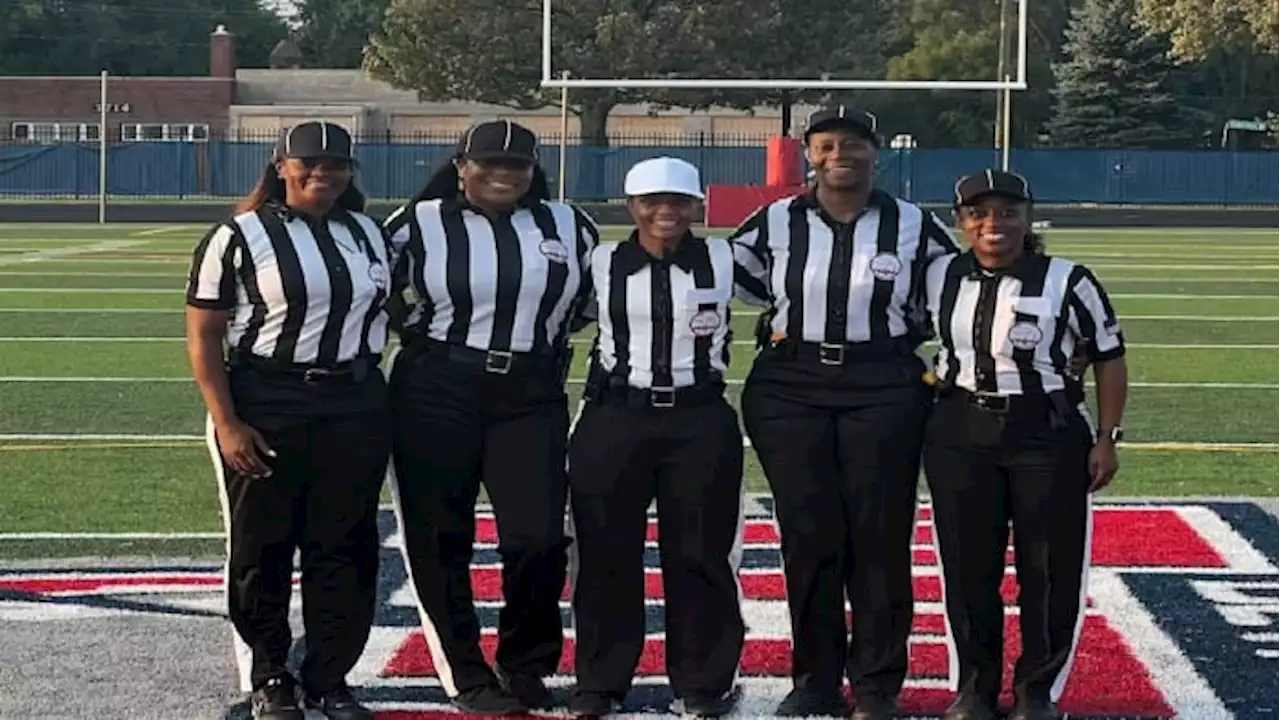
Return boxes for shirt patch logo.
[368,263,389,290]
[539,239,569,264]
[869,252,902,282]
[689,309,721,337]
[1104,317,1122,336]
[1008,321,1043,350]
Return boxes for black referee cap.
[275,121,355,161]
[804,105,879,145]
[457,120,538,162]
[954,169,1033,206]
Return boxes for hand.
[1087,440,1118,493]
[1068,349,1089,378]
[215,419,276,478]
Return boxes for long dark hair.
[407,155,552,206]
[235,160,367,215]
[1025,231,1045,254]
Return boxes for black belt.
[766,337,915,366]
[403,335,561,376]
[229,352,377,384]
[586,381,724,409]
[945,388,1065,417]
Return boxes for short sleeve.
[1067,265,1125,361]
[728,206,771,307]
[185,223,238,310]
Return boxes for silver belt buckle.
[485,350,513,374]
[303,367,333,384]
[650,386,676,408]
[818,342,845,365]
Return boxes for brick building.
[0,26,236,143]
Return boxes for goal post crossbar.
[540,0,1029,92]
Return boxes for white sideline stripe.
[0,377,1275,389]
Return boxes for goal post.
[539,0,1029,91]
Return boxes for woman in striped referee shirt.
[564,157,745,718]
[382,120,599,716]
[185,120,390,720]
[730,106,959,720]
[922,170,1128,720]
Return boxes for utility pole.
[994,0,1008,151]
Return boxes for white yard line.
[0,239,152,267]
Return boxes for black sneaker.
[774,686,851,717]
[680,685,742,717]
[567,687,624,717]
[496,666,553,709]
[304,684,374,720]
[451,683,529,716]
[850,693,899,720]
[251,677,304,720]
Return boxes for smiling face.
[958,194,1032,266]
[806,126,876,192]
[629,193,698,242]
[457,156,534,210]
[277,156,351,210]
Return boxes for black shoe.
[680,685,742,717]
[851,693,898,720]
[495,666,553,710]
[567,687,624,717]
[451,683,529,716]
[1009,698,1059,720]
[304,684,374,720]
[774,686,852,717]
[250,677,304,720]
[943,693,999,720]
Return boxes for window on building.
[120,123,210,142]
[10,122,102,143]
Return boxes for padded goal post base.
[704,136,807,228]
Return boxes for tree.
[0,0,287,76]
[294,0,390,68]
[364,0,908,147]
[1135,0,1278,62]
[1047,0,1204,147]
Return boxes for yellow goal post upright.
[538,0,1030,199]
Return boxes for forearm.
[185,315,237,427]
[1092,357,1127,436]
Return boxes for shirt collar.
[795,187,891,226]
[445,192,539,217]
[957,248,1040,282]
[267,200,344,225]
[614,231,707,275]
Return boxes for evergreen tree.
[1047,0,1203,147]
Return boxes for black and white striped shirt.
[730,189,959,348]
[185,203,393,365]
[584,234,734,389]
[924,251,1126,395]
[384,197,599,354]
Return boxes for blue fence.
[0,140,1275,204]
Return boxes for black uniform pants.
[214,363,390,695]
[388,342,570,697]
[567,390,745,699]
[740,352,932,701]
[922,391,1093,706]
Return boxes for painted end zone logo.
[2,501,1276,719]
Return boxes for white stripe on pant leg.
[205,413,255,694]
[727,473,748,688]
[1049,492,1093,702]
[563,396,586,633]
[381,347,460,698]
[927,507,961,693]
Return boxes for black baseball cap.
[954,169,1033,206]
[275,121,355,161]
[457,120,538,162]
[804,105,879,145]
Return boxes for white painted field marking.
[1104,277,1276,283]
[0,434,204,441]
[18,258,188,264]
[1125,343,1276,349]
[131,227,196,236]
[1112,294,1276,300]
[1121,315,1277,321]
[0,238,151,267]
[0,271,180,278]
[1087,263,1278,270]
[1053,245,1278,253]
[0,288,176,294]
[0,532,223,540]
[0,337,185,342]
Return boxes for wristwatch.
[1103,426,1124,443]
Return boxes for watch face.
[1110,427,1124,442]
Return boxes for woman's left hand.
[1087,440,1119,492]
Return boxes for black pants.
[923,391,1093,706]
[388,342,570,697]
[740,352,932,701]
[213,363,390,695]
[567,391,745,699]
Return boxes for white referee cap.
[624,157,704,199]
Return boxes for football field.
[0,223,1276,719]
